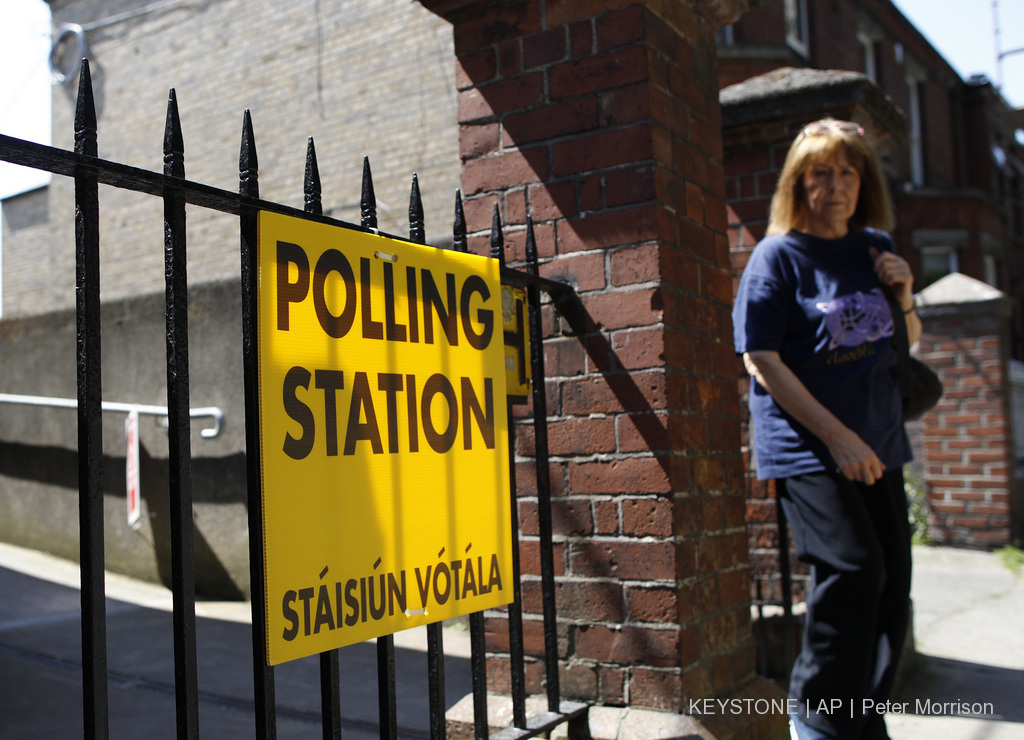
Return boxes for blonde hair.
[767,119,895,235]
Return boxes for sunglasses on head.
[800,120,865,138]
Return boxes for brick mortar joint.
[570,619,686,632]
[678,601,757,628]
[479,607,683,629]
[557,533,697,544]
[469,115,661,155]
[517,573,678,588]
[677,562,753,587]
[554,280,663,295]
[512,452,666,466]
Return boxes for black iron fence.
[0,59,591,740]
[749,493,796,680]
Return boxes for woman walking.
[732,119,919,739]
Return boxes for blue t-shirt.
[733,229,912,480]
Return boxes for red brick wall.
[729,0,787,47]
[919,78,959,188]
[892,193,1006,293]
[720,0,1020,638]
[917,307,1015,547]
[806,0,862,72]
[720,0,968,195]
[723,122,790,252]
[724,114,822,607]
[423,0,756,714]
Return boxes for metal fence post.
[304,136,344,740]
[525,214,561,714]
[73,58,109,740]
[489,204,528,731]
[362,158,400,740]
[239,109,277,740]
[162,87,200,739]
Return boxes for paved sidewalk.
[2,542,1022,739]
[0,543,472,739]
[886,544,1024,739]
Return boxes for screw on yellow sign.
[257,211,512,666]
[501,284,531,404]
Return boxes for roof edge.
[721,67,906,137]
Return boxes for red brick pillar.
[916,275,1017,547]
[420,0,777,726]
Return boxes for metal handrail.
[0,392,223,439]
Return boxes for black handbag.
[883,286,943,421]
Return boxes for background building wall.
[1,0,465,594]
[916,277,1019,547]
[4,0,461,319]
[721,0,1024,668]
[0,281,249,596]
[4,1,785,728]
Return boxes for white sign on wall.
[125,407,140,529]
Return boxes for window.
[906,78,925,186]
[858,33,878,82]
[914,230,966,288]
[785,0,809,57]
[981,232,1004,290]
[920,246,959,287]
[984,255,998,288]
[717,24,734,46]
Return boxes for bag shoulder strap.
[880,282,912,399]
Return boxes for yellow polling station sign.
[256,211,512,666]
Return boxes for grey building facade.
[1,0,463,595]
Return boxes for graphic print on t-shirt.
[816,288,893,350]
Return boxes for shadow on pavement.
[894,653,1024,724]
[0,566,471,739]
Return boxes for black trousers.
[779,469,912,740]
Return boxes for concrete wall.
[0,279,250,597]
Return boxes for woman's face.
[799,150,861,238]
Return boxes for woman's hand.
[819,422,887,485]
[744,351,886,484]
[870,246,922,347]
[870,247,913,308]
